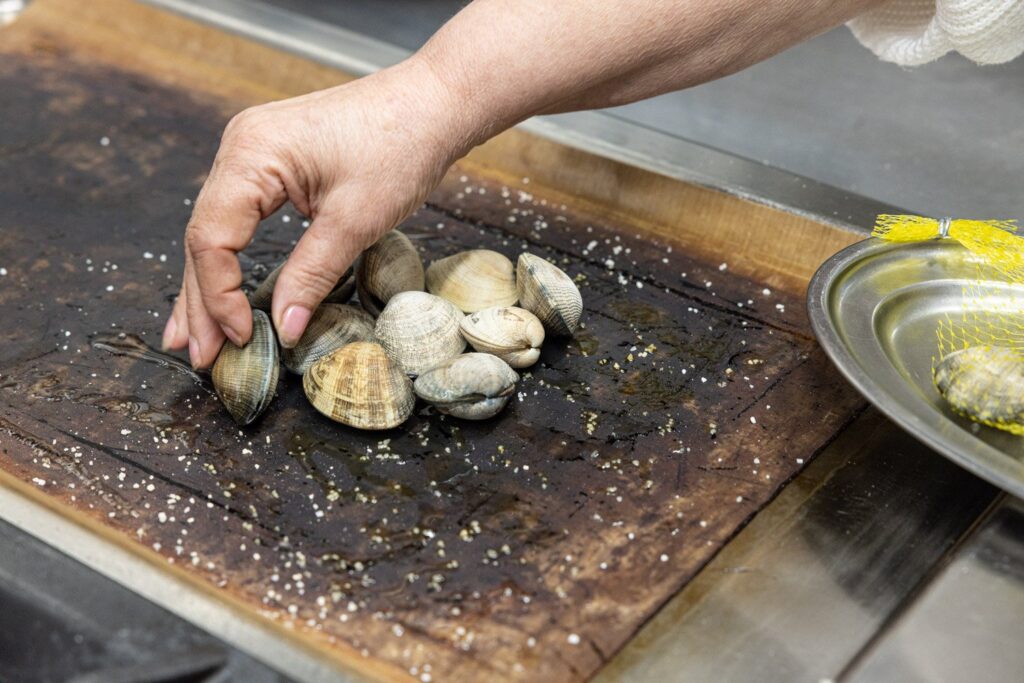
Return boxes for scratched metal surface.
[0,48,865,682]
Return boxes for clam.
[516,253,583,336]
[374,291,466,376]
[249,261,354,311]
[426,249,518,313]
[356,230,424,316]
[281,304,375,375]
[934,345,1024,427]
[460,306,545,368]
[414,353,518,420]
[211,309,279,425]
[303,342,414,430]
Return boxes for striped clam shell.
[426,249,518,313]
[934,345,1024,425]
[414,353,518,420]
[459,306,544,368]
[355,230,424,316]
[374,291,465,376]
[281,304,375,375]
[211,309,280,425]
[516,253,582,337]
[303,341,415,430]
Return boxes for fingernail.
[221,324,244,347]
[161,316,177,351]
[279,304,312,348]
[188,336,202,368]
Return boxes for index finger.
[186,165,285,345]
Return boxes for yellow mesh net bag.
[872,215,1024,435]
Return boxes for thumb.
[272,196,375,347]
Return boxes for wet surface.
[0,46,864,682]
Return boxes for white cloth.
[849,0,1024,65]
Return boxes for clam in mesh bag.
[872,215,1024,435]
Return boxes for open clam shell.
[460,306,545,368]
[249,261,354,312]
[211,309,280,425]
[426,249,518,313]
[374,291,466,376]
[516,253,582,336]
[934,345,1024,426]
[355,230,424,316]
[303,341,415,430]
[414,353,518,420]
[281,304,376,375]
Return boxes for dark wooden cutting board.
[0,11,864,683]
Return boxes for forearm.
[169,0,887,365]
[414,0,885,149]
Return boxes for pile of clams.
[211,232,583,429]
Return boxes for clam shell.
[303,342,415,430]
[374,291,466,376]
[426,249,518,313]
[355,230,424,316]
[460,306,545,368]
[249,261,354,311]
[414,353,518,420]
[281,304,375,375]
[934,345,1024,425]
[211,309,280,425]
[516,253,582,336]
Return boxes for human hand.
[162,59,472,368]
[165,0,886,371]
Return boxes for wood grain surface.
[0,5,865,682]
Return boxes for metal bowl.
[808,237,1024,497]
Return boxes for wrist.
[374,56,485,166]
[398,46,537,161]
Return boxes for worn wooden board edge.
[8,0,864,296]
[0,419,402,683]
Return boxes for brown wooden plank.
[0,4,865,682]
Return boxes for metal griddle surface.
[0,49,864,681]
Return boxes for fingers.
[162,280,190,351]
[272,193,374,347]
[185,182,264,348]
[183,255,227,369]
[182,109,290,360]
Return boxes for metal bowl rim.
[807,237,1023,498]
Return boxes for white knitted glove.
[849,0,1024,65]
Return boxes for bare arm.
[165,0,884,367]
